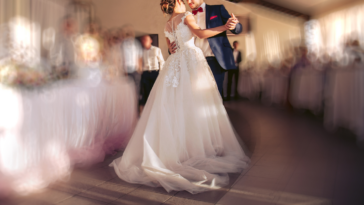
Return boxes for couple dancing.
[110,0,250,194]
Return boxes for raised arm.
[166,37,172,53]
[220,5,242,34]
[184,14,228,39]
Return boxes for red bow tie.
[192,7,203,15]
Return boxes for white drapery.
[309,3,364,57]
[0,0,65,67]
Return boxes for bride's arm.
[184,15,228,39]
[166,37,171,48]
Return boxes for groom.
[169,0,243,97]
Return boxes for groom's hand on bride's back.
[168,42,177,54]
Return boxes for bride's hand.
[169,41,177,54]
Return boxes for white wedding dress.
[110,12,249,194]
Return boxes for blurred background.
[1,0,364,204]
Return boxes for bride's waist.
[176,44,197,52]
[180,41,196,48]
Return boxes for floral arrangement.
[0,61,48,89]
[75,34,103,64]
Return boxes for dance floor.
[1,100,364,205]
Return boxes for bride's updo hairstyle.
[160,0,182,15]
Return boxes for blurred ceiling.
[263,0,358,15]
[229,0,361,19]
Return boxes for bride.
[110,0,250,194]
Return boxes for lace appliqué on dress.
[163,12,193,88]
[164,58,180,88]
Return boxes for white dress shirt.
[193,3,215,57]
[143,46,165,71]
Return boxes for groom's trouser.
[227,67,240,99]
[206,57,225,97]
[140,70,159,106]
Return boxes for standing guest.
[226,41,242,101]
[104,29,123,77]
[120,25,143,104]
[112,28,127,76]
[50,15,78,77]
[140,35,165,113]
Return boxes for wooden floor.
[1,100,364,205]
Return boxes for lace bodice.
[162,12,212,88]
[164,12,195,51]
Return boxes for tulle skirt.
[110,47,250,194]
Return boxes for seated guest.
[226,41,242,101]
[139,35,165,113]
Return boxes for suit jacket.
[232,49,242,67]
[205,4,243,70]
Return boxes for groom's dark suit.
[203,4,243,97]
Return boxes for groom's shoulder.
[206,4,224,8]
[206,4,226,12]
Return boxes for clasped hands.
[225,13,239,31]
